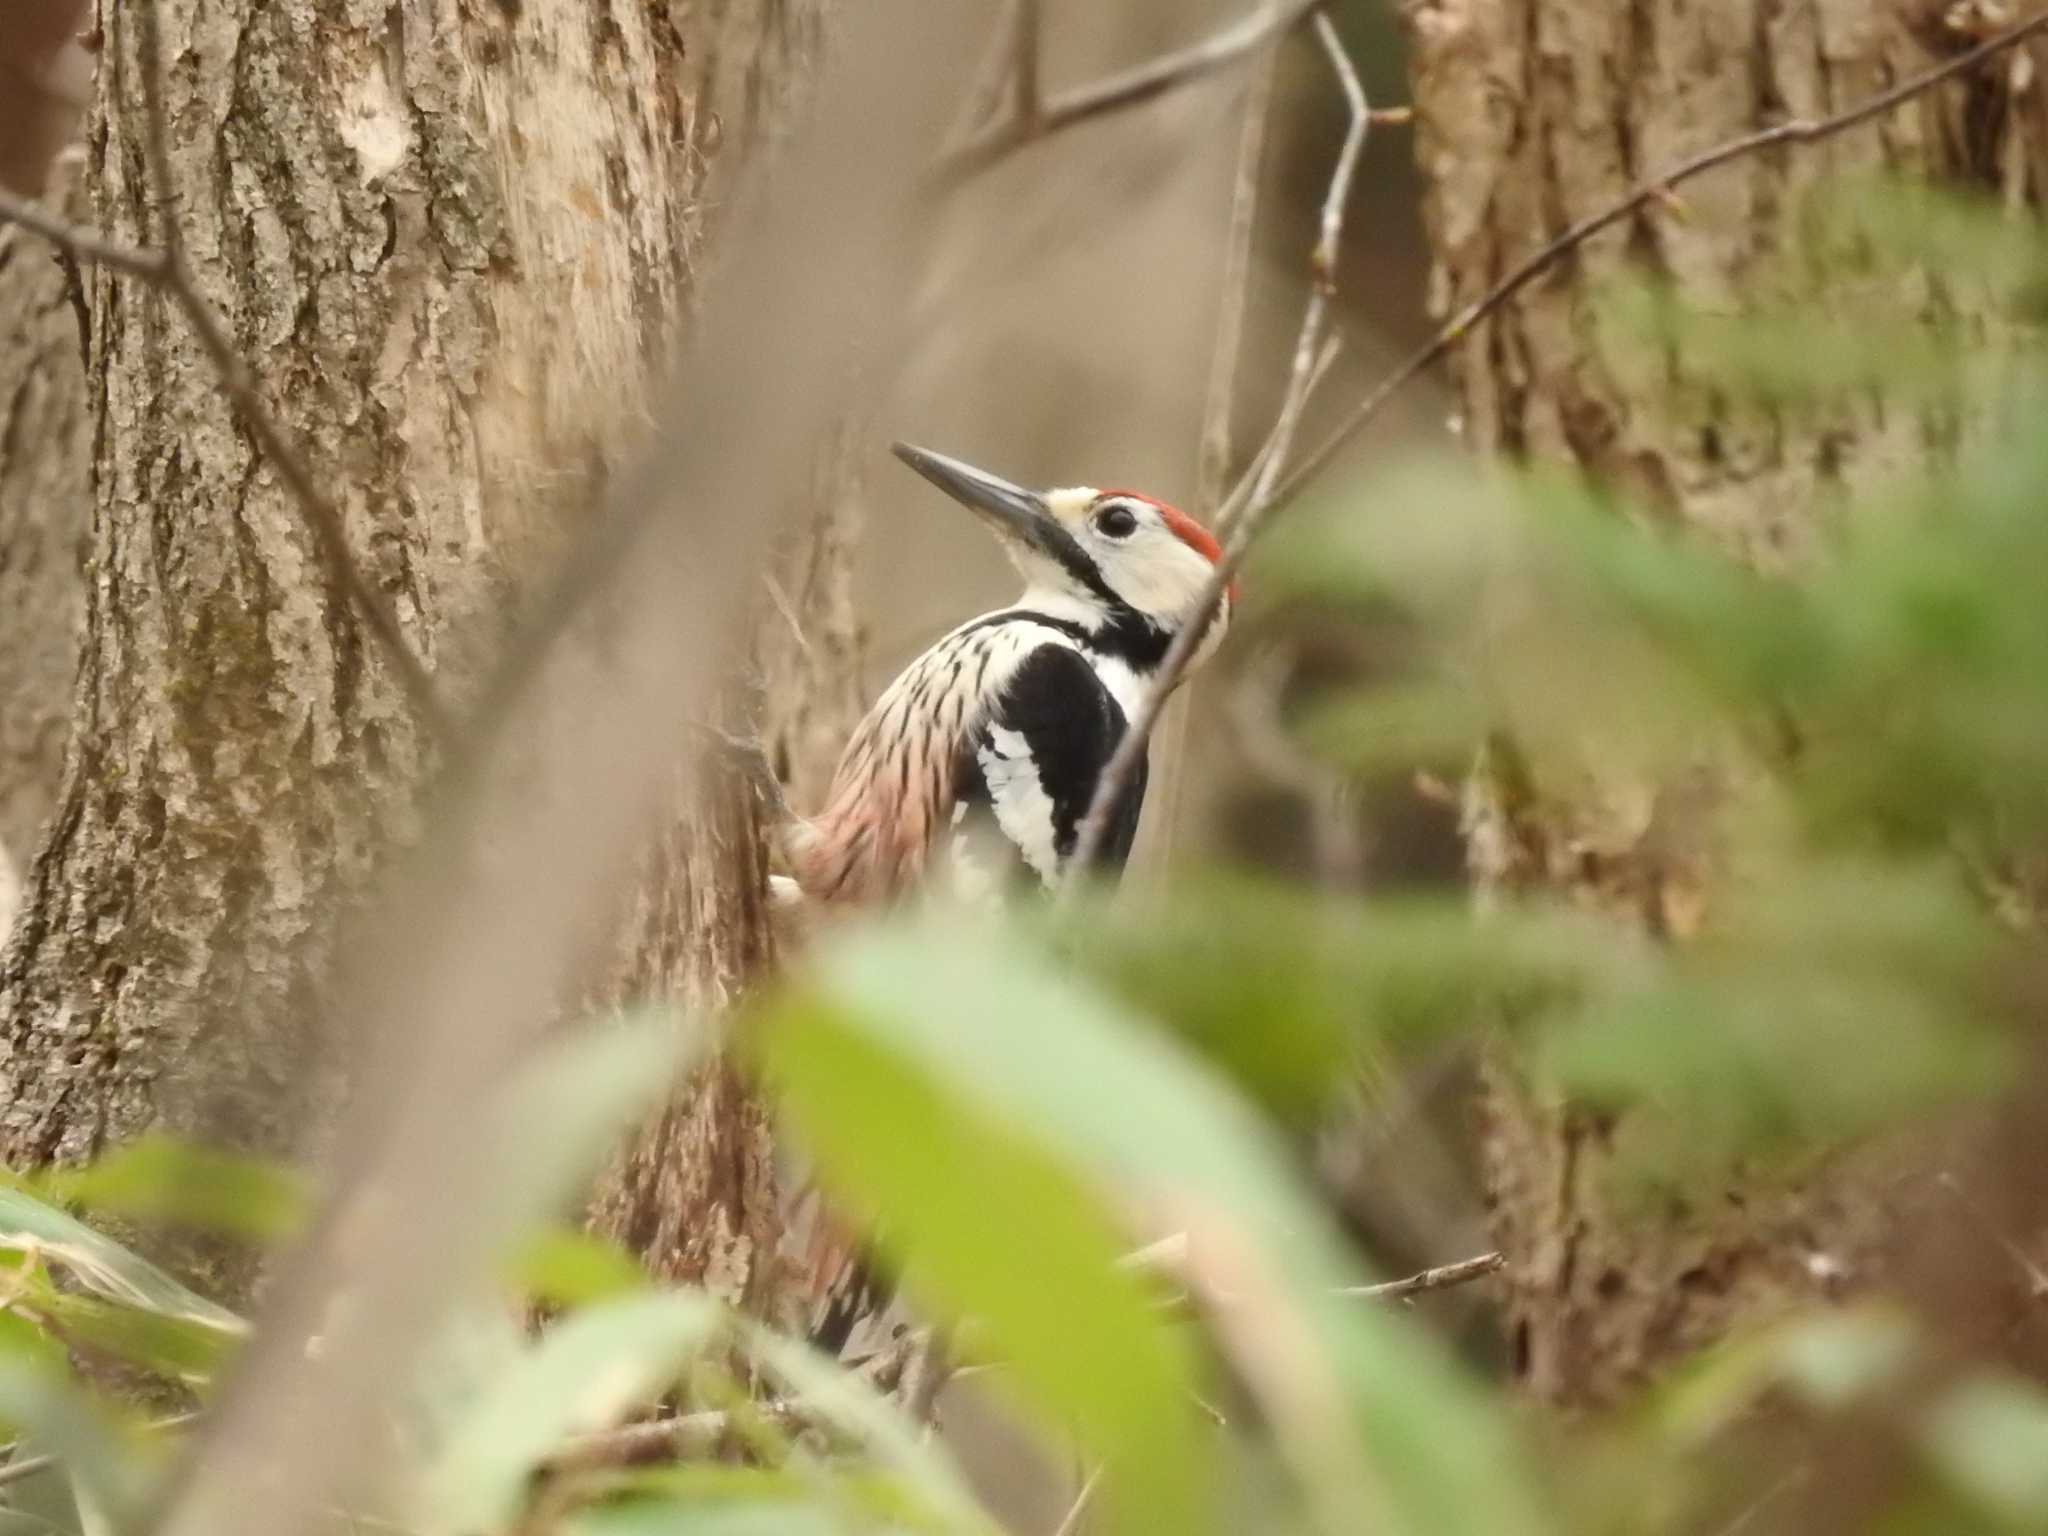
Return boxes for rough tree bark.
[1402,0,2048,1406]
[0,0,828,1258]
[587,427,865,1306]
[0,162,88,899]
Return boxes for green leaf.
[1055,877,1620,1122]
[1920,1374,2048,1526]
[511,1228,650,1308]
[740,1324,996,1536]
[29,1292,238,1386]
[0,1188,243,1336]
[566,1494,844,1536]
[1538,861,2009,1183]
[762,918,1553,1536]
[571,1462,960,1536]
[0,1362,153,1530]
[415,1291,724,1534]
[41,1136,307,1243]
[1655,1306,1915,1447]
[761,990,1194,1535]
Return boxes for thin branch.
[0,186,167,277]
[1068,7,1368,875]
[954,1,1030,146]
[1218,333,1341,527]
[0,1450,56,1492]
[548,1400,809,1471]
[1145,46,1281,880]
[1332,1250,1504,1301]
[0,13,451,737]
[1065,6,2048,882]
[1229,10,1367,529]
[1051,1464,1105,1536]
[1197,46,1274,511]
[943,0,1321,176]
[1276,6,2048,506]
[0,1412,199,1492]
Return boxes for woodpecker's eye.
[1093,503,1140,540]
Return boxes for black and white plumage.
[784,442,1236,908]
[784,442,1236,1354]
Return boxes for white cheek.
[1104,537,1212,620]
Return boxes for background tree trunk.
[0,0,826,1256]
[1402,0,2048,1406]
[0,161,88,907]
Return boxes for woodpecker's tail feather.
[783,1176,898,1357]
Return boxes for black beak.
[890,442,1077,567]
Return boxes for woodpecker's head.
[892,441,1237,671]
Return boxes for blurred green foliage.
[1,175,2046,1536]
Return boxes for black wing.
[949,643,1149,893]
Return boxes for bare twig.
[0,186,166,277]
[1711,1466,1810,1536]
[1228,11,1367,531]
[548,1400,809,1471]
[0,1412,200,1492]
[954,1,1033,146]
[1332,1250,1504,1301]
[1144,46,1282,881]
[943,0,1321,176]
[1051,1464,1105,1536]
[0,12,451,736]
[1196,49,1276,511]
[0,1450,56,1492]
[1125,1232,1502,1307]
[1065,6,2048,882]
[1275,6,2048,506]
[1217,333,1341,528]
[1067,9,1369,876]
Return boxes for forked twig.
[1068,7,1370,875]
[1227,10,1367,532]
[1064,7,2048,879]
[0,9,450,736]
[1196,48,1277,511]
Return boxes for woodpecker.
[784,441,1237,910]
[782,442,1237,1355]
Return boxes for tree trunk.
[0,0,821,1236]
[0,161,88,891]
[586,420,866,1310]
[1402,0,2048,1406]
